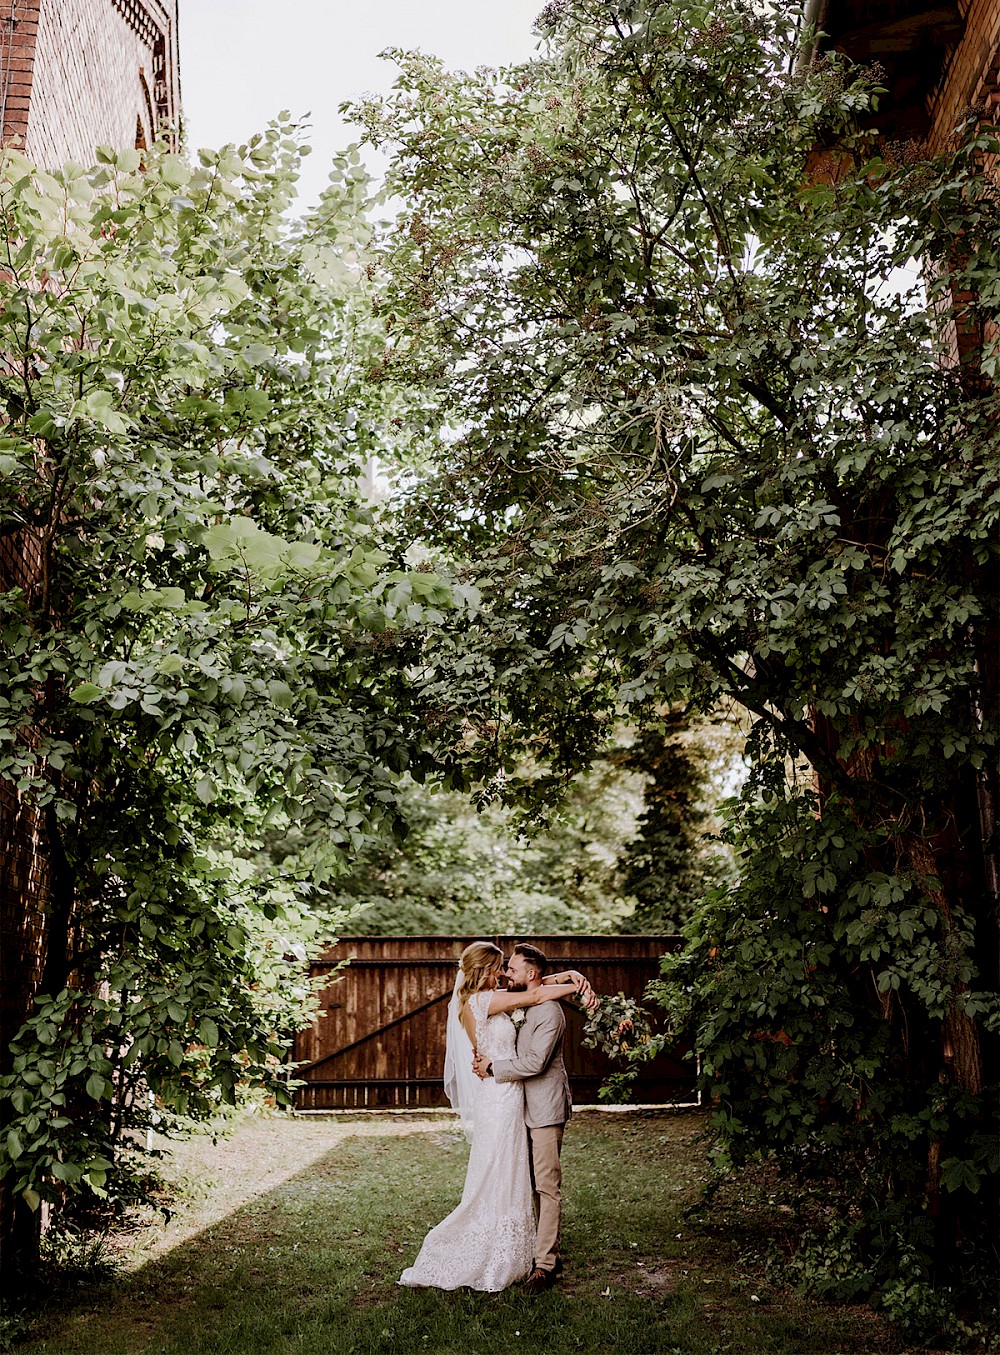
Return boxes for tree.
[611,716,736,930]
[0,126,456,1264]
[351,0,999,1326]
[309,755,641,935]
[306,716,734,936]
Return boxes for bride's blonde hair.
[457,941,504,1015]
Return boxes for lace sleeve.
[469,991,491,1049]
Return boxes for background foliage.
[2,0,998,1337]
[309,716,736,936]
[0,111,733,1250]
[0,125,458,1222]
[350,0,999,1335]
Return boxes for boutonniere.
[509,1008,527,1029]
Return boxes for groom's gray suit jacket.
[491,1001,572,1129]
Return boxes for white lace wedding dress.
[399,990,535,1291]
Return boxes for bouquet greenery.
[581,994,652,1059]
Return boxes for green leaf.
[268,680,295,708]
[70,683,103,704]
[159,154,191,189]
[51,1160,83,1184]
[85,1168,108,1194]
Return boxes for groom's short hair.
[512,943,547,978]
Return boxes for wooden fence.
[293,935,693,1111]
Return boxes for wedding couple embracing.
[400,941,600,1294]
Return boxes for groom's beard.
[506,979,527,991]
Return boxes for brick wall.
[0,525,50,1269]
[817,3,999,374]
[928,0,1000,151]
[0,529,49,1070]
[0,773,49,1034]
[0,0,180,1048]
[0,1,40,153]
[926,0,1000,376]
[0,0,181,1269]
[0,0,179,165]
[27,0,157,162]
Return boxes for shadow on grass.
[9,1112,912,1355]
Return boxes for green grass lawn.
[5,1109,935,1355]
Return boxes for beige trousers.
[527,1123,564,1273]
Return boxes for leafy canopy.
[351,0,999,1328]
[0,124,457,1212]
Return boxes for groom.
[472,943,596,1293]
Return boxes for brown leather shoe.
[523,1267,557,1294]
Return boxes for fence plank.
[293,935,693,1111]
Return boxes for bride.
[399,941,585,1292]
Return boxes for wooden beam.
[834,4,964,56]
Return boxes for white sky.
[179,0,547,207]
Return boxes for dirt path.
[121,1111,455,1267]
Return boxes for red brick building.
[0,1,182,999]
[811,0,1000,1058]
[809,1,1000,378]
[0,0,181,1270]
[1,0,182,1045]
[808,0,1000,149]
[0,0,180,164]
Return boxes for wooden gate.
[293,935,693,1111]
